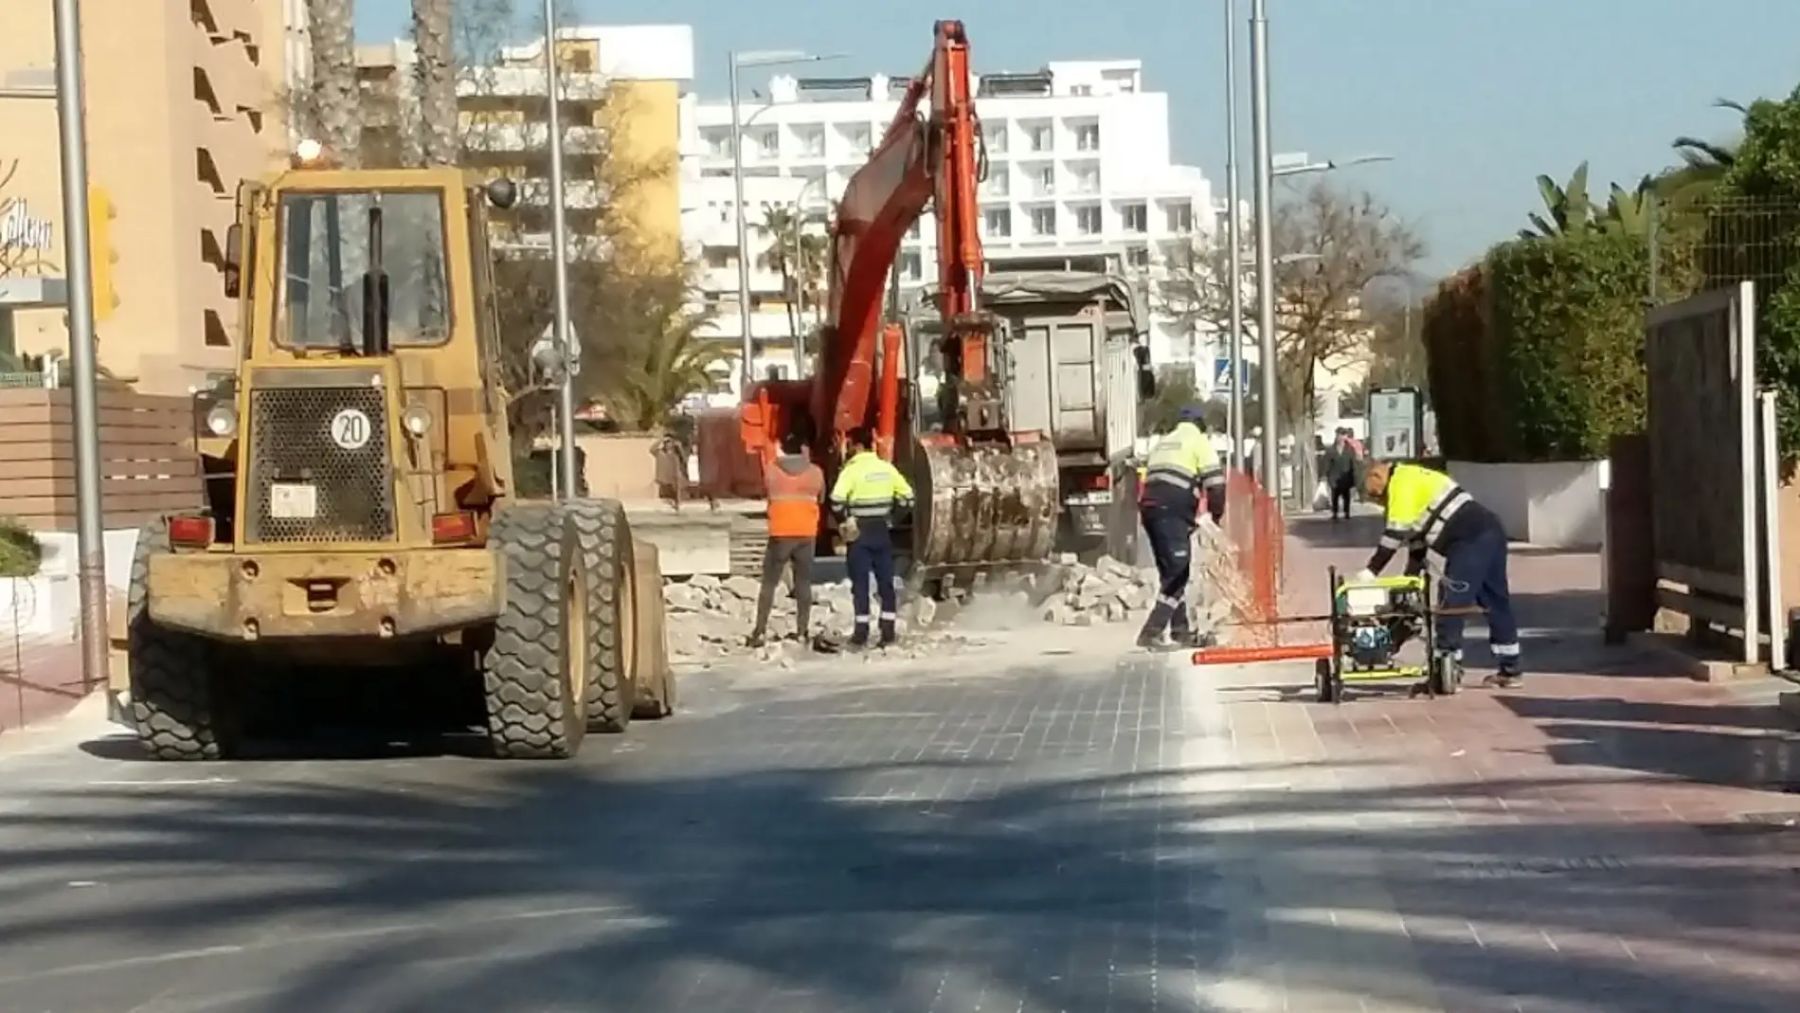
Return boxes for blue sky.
[357,0,1800,275]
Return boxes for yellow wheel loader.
[121,157,672,760]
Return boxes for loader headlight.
[206,404,238,438]
[402,403,434,437]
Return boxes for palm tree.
[306,0,361,166]
[756,204,802,342]
[411,0,459,166]
[1662,100,1746,211]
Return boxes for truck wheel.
[483,504,587,759]
[631,540,676,720]
[566,500,637,732]
[128,521,228,760]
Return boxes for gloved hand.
[1354,568,1377,583]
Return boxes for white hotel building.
[678,59,1224,400]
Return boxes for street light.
[1272,153,1394,178]
[540,0,578,500]
[729,48,843,393]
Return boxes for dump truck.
[908,270,1152,561]
[117,157,673,760]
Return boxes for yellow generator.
[120,158,672,760]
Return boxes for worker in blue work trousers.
[830,426,916,648]
[1137,406,1227,649]
[1359,459,1522,688]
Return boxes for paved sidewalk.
[0,634,87,735]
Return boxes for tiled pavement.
[0,634,85,734]
[0,516,1796,1010]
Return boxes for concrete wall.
[1449,460,1604,549]
[576,433,662,502]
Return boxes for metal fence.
[1659,196,1800,301]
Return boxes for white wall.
[1449,460,1604,549]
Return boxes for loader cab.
[204,163,519,553]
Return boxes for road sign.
[1213,357,1249,391]
[1367,386,1422,460]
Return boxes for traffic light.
[87,184,118,323]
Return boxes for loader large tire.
[566,499,636,733]
[127,521,228,760]
[631,539,676,720]
[482,504,588,759]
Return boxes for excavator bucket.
[911,433,1060,574]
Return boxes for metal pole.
[50,0,107,691]
[542,1,577,501]
[1249,0,1280,496]
[729,54,756,393]
[792,203,806,375]
[1224,0,1246,471]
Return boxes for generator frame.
[1316,566,1461,704]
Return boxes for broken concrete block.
[723,576,762,601]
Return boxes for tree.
[301,0,361,166]
[757,204,802,342]
[1268,183,1426,438]
[412,0,459,166]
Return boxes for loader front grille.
[245,386,397,543]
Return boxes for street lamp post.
[728,50,841,393]
[1249,0,1280,494]
[541,0,577,500]
[1223,0,1247,471]
[48,0,107,691]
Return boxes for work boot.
[849,624,870,649]
[1482,665,1523,689]
[1173,628,1216,649]
[745,632,766,649]
[878,619,898,648]
[1136,625,1164,649]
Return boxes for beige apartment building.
[0,0,294,394]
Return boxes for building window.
[983,124,1008,154]
[984,169,1010,197]
[1075,204,1103,235]
[703,127,733,158]
[900,250,924,281]
[1120,202,1147,234]
[793,125,826,158]
[746,128,777,161]
[1073,123,1100,151]
[1030,206,1056,236]
[1125,245,1151,269]
[1073,165,1100,194]
[1071,84,1093,97]
[984,208,1012,238]
[704,247,735,269]
[1026,122,1053,153]
[1031,164,1055,196]
[840,123,872,154]
[907,219,922,240]
[1165,201,1194,234]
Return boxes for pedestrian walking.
[651,432,687,510]
[748,431,825,648]
[1136,406,1227,649]
[1324,427,1359,521]
[829,426,915,648]
[1358,460,1522,688]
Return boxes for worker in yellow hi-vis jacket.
[829,426,915,648]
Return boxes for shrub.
[1484,231,1650,461]
[0,518,42,578]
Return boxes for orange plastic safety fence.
[1222,470,1285,646]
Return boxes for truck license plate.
[270,483,318,520]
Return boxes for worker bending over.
[829,426,915,648]
[748,430,825,648]
[1358,460,1522,688]
[1137,406,1226,649]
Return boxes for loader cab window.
[279,190,451,351]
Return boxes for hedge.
[1422,232,1649,462]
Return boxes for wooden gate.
[1643,281,1762,661]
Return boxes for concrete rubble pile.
[660,520,1250,667]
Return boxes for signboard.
[1367,386,1422,461]
[1212,356,1250,391]
[0,199,55,255]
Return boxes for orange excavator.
[704,19,1059,584]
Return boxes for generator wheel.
[1314,658,1339,704]
[482,504,587,759]
[567,500,637,732]
[631,540,677,720]
[127,521,229,760]
[1430,653,1462,697]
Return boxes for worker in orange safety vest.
[748,430,826,648]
